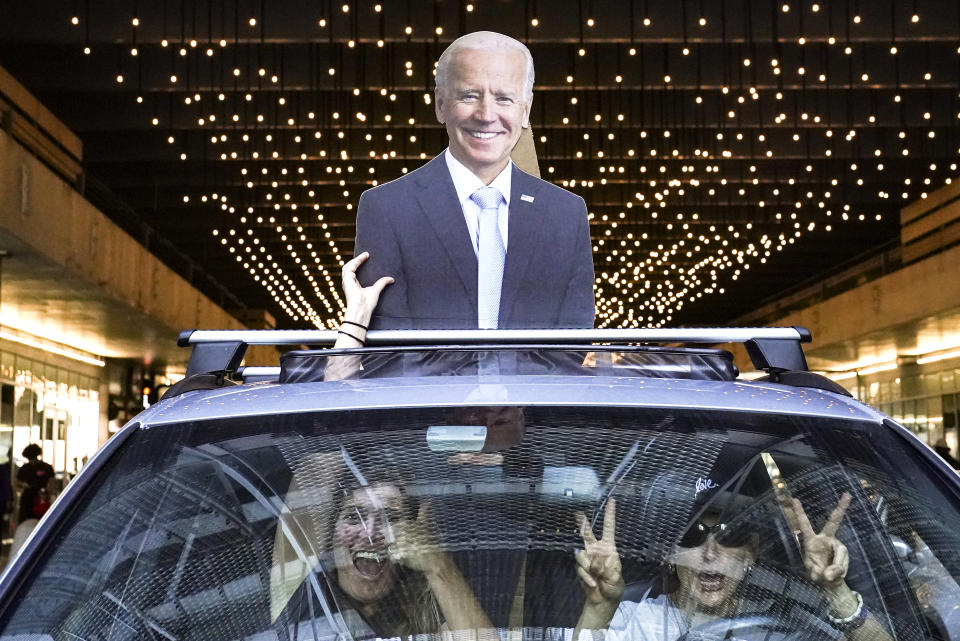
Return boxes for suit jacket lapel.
[413,155,478,312]
[500,166,546,322]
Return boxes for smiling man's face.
[436,47,530,184]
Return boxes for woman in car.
[572,466,894,641]
[273,445,497,640]
[325,478,498,640]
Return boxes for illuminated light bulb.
[342,3,350,11]
[220,39,227,46]
[853,15,860,23]
[911,14,919,22]
[629,47,636,56]
[699,17,707,26]
[643,17,651,26]
[249,17,257,26]
[405,25,413,34]
[83,46,91,54]
[578,48,586,56]
[132,17,140,26]
[71,16,79,25]
[890,46,898,54]
[530,17,539,26]
[682,47,690,56]
[115,74,124,83]
[781,3,790,11]
[318,18,327,27]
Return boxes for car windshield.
[2,404,959,641]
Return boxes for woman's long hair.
[333,564,443,638]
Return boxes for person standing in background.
[933,438,960,469]
[16,443,54,524]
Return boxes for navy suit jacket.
[354,155,595,329]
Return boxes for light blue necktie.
[470,186,506,329]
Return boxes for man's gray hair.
[435,31,535,104]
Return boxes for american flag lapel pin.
[520,194,535,203]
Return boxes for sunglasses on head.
[678,520,753,548]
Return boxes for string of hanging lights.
[7,0,956,329]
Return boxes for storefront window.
[1,349,100,482]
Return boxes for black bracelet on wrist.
[827,590,867,632]
[338,329,365,346]
[341,320,368,331]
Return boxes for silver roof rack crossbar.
[179,327,810,346]
[177,327,811,379]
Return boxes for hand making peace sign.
[574,498,625,608]
[780,491,853,592]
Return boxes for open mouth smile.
[351,550,388,579]
[696,571,727,592]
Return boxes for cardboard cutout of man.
[354,31,595,329]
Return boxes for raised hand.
[790,492,852,591]
[574,498,624,608]
[388,501,443,574]
[342,251,394,324]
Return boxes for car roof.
[143,326,883,428]
[139,374,884,427]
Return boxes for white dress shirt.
[444,149,511,256]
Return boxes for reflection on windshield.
[2,406,959,640]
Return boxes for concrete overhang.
[0,127,256,369]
